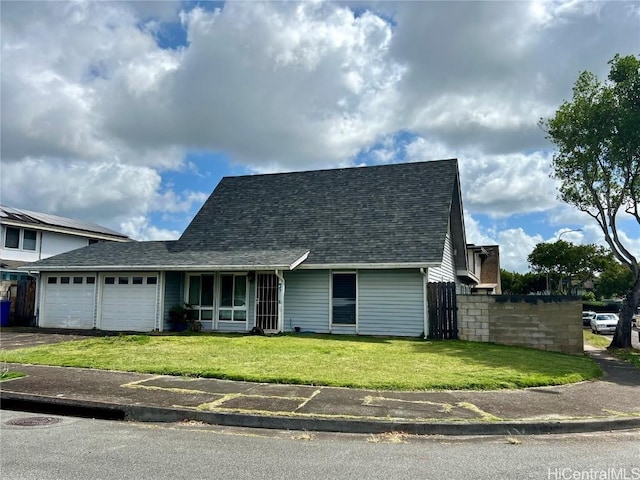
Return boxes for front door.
[256,273,279,332]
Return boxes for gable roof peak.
[178,158,463,266]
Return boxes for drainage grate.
[6,416,63,427]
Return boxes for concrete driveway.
[0,328,103,351]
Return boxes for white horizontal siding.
[284,270,330,333]
[428,231,456,283]
[217,321,248,332]
[358,269,424,337]
[41,231,89,258]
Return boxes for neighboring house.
[1,205,131,281]
[466,244,502,295]
[24,159,496,335]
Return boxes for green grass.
[583,330,612,349]
[0,371,25,381]
[614,349,640,368]
[583,330,640,369]
[0,333,602,390]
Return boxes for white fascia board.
[297,262,440,270]
[23,264,295,272]
[25,259,437,272]
[289,251,310,270]
[457,268,480,283]
[1,219,129,242]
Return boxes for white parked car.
[590,313,620,335]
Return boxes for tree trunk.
[609,275,640,349]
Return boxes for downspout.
[29,272,41,327]
[157,271,164,332]
[275,269,285,333]
[420,268,428,340]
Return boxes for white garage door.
[99,273,159,332]
[41,274,96,329]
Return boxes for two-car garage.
[39,272,160,331]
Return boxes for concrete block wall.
[457,295,492,342]
[457,295,583,355]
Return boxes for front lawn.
[0,333,602,390]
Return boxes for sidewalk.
[1,330,639,435]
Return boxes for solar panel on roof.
[0,205,127,238]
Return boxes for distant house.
[24,159,499,335]
[1,205,131,281]
[466,244,502,295]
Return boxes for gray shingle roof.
[0,205,129,240]
[24,241,310,271]
[177,159,460,266]
[24,159,464,270]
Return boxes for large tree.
[500,270,547,295]
[542,54,640,348]
[596,256,634,300]
[527,240,609,295]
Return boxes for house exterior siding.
[428,231,456,283]
[1,227,90,265]
[163,271,184,331]
[283,269,424,337]
[358,269,424,337]
[40,232,90,258]
[283,270,330,333]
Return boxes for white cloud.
[464,214,544,273]
[119,216,181,242]
[391,136,561,218]
[99,1,406,169]
[0,158,161,234]
[153,190,210,214]
[497,228,546,273]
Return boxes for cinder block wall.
[457,295,583,355]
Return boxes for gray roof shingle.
[24,241,310,271]
[176,159,460,265]
[24,159,464,270]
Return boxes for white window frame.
[330,271,358,328]
[185,273,216,323]
[4,226,39,251]
[218,273,248,323]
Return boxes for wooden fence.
[427,282,458,339]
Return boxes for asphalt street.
[1,410,639,480]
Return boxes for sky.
[1,0,639,273]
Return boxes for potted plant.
[168,303,193,332]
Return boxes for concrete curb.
[3,391,640,436]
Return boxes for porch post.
[275,270,285,333]
[421,268,428,339]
